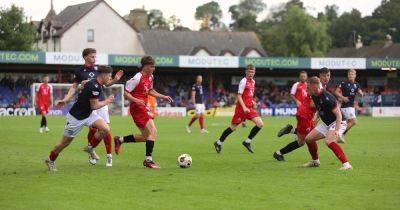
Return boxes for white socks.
[343,162,351,167]
[216,140,222,145]
[146,156,152,161]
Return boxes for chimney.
[384,34,393,48]
[355,35,363,49]
[127,8,149,31]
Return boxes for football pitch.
[0,116,399,210]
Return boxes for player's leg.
[40,112,46,133]
[45,114,83,171]
[45,135,74,171]
[343,107,357,136]
[187,104,200,133]
[325,123,352,170]
[242,116,263,153]
[302,126,325,167]
[273,133,305,161]
[141,119,160,169]
[214,123,238,154]
[199,105,208,133]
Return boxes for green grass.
[0,116,399,210]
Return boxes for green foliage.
[229,0,266,31]
[0,5,36,51]
[260,5,331,57]
[195,1,222,30]
[147,9,168,30]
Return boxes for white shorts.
[93,105,110,124]
[63,112,101,137]
[341,107,356,119]
[195,104,206,114]
[315,121,347,137]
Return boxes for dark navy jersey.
[338,81,360,108]
[311,91,346,125]
[73,65,105,101]
[192,83,204,104]
[69,79,103,120]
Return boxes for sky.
[0,0,383,30]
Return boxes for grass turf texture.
[0,116,399,210]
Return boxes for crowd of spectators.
[1,73,399,109]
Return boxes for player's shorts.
[315,121,347,137]
[63,112,101,137]
[341,107,356,119]
[231,105,259,125]
[130,105,153,128]
[195,104,206,114]
[38,103,49,114]
[296,115,315,136]
[93,105,110,124]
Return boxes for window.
[87,29,94,42]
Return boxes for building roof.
[138,30,267,56]
[327,43,400,58]
[52,0,100,35]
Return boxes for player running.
[113,56,173,169]
[305,77,352,171]
[273,71,319,167]
[213,64,264,154]
[36,75,53,133]
[57,48,123,167]
[278,67,331,136]
[45,66,115,172]
[186,75,209,134]
[334,69,363,141]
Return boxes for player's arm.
[332,105,342,135]
[57,82,78,105]
[90,95,114,110]
[334,84,348,102]
[49,87,53,106]
[357,87,364,97]
[124,90,146,106]
[149,89,173,103]
[105,70,124,87]
[290,83,301,107]
[191,89,196,105]
[237,94,249,113]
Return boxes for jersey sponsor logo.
[89,72,95,78]
[92,91,99,96]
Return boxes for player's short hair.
[246,64,255,70]
[299,70,307,75]
[319,67,330,75]
[140,55,155,68]
[82,48,96,58]
[98,65,113,74]
[42,74,49,78]
[348,69,356,74]
[308,76,321,85]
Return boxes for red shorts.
[38,103,49,114]
[231,106,259,125]
[130,105,153,128]
[296,115,315,136]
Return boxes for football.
[177,154,192,168]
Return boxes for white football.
[177,154,192,168]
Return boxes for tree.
[229,0,266,31]
[195,1,222,30]
[147,9,168,30]
[329,9,364,47]
[371,0,400,42]
[168,15,182,31]
[260,5,330,57]
[0,5,36,51]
